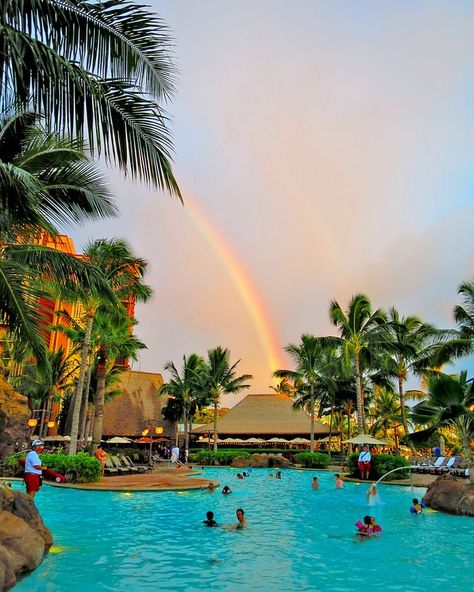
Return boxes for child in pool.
[355,515,382,535]
[410,498,426,514]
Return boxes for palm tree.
[0,112,116,365]
[328,294,389,433]
[67,238,151,455]
[383,308,438,436]
[91,311,146,452]
[368,387,403,443]
[411,371,474,482]
[203,347,252,453]
[274,335,338,452]
[1,0,180,193]
[160,354,207,455]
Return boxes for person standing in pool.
[312,476,319,490]
[335,474,344,488]
[235,508,247,529]
[203,511,219,526]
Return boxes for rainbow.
[183,194,286,377]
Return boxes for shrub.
[3,452,102,483]
[347,453,409,480]
[189,450,251,465]
[294,452,330,468]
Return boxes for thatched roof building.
[192,394,330,439]
[102,371,173,438]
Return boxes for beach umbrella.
[244,438,264,443]
[106,437,133,444]
[290,438,310,444]
[343,434,387,445]
[268,437,289,443]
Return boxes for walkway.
[47,467,218,492]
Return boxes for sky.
[70,1,474,406]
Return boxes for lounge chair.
[115,455,138,473]
[432,456,457,474]
[428,457,448,474]
[104,459,119,476]
[109,455,130,474]
[123,456,153,473]
[418,457,445,474]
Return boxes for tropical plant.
[367,387,403,443]
[294,452,330,468]
[66,238,151,455]
[202,347,252,452]
[274,335,339,452]
[90,311,146,451]
[0,112,117,366]
[1,0,180,193]
[160,353,207,454]
[382,308,438,435]
[411,371,474,473]
[327,294,389,433]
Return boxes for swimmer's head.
[412,498,419,504]
[206,511,214,520]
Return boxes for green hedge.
[294,452,331,468]
[4,452,102,483]
[189,450,251,465]
[347,453,409,480]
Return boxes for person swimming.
[334,474,344,489]
[355,515,382,535]
[275,471,282,479]
[203,511,219,527]
[410,498,426,514]
[222,485,232,495]
[312,476,319,490]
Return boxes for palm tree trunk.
[92,347,107,454]
[79,361,93,444]
[354,354,365,433]
[69,312,94,455]
[398,376,409,434]
[213,394,218,454]
[183,402,188,459]
[328,397,334,459]
[309,384,315,453]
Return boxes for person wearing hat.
[24,440,48,499]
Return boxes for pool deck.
[46,467,219,492]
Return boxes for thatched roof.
[192,394,330,437]
[102,371,173,437]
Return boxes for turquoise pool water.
[14,469,473,592]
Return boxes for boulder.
[0,376,30,458]
[423,474,474,516]
[0,488,52,590]
[230,456,250,468]
[268,454,291,468]
[250,453,269,468]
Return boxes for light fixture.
[141,429,149,437]
[47,420,55,428]
[155,426,164,435]
[27,418,38,428]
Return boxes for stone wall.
[0,377,30,458]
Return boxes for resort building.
[192,394,331,442]
[102,370,173,440]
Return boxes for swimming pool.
[15,469,473,592]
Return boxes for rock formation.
[423,474,474,516]
[0,377,30,458]
[0,487,52,590]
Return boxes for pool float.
[355,520,382,534]
[18,458,66,483]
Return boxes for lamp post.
[142,420,164,465]
[27,409,56,439]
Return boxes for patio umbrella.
[290,438,310,444]
[244,438,264,444]
[343,434,387,445]
[268,437,289,443]
[106,437,133,444]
